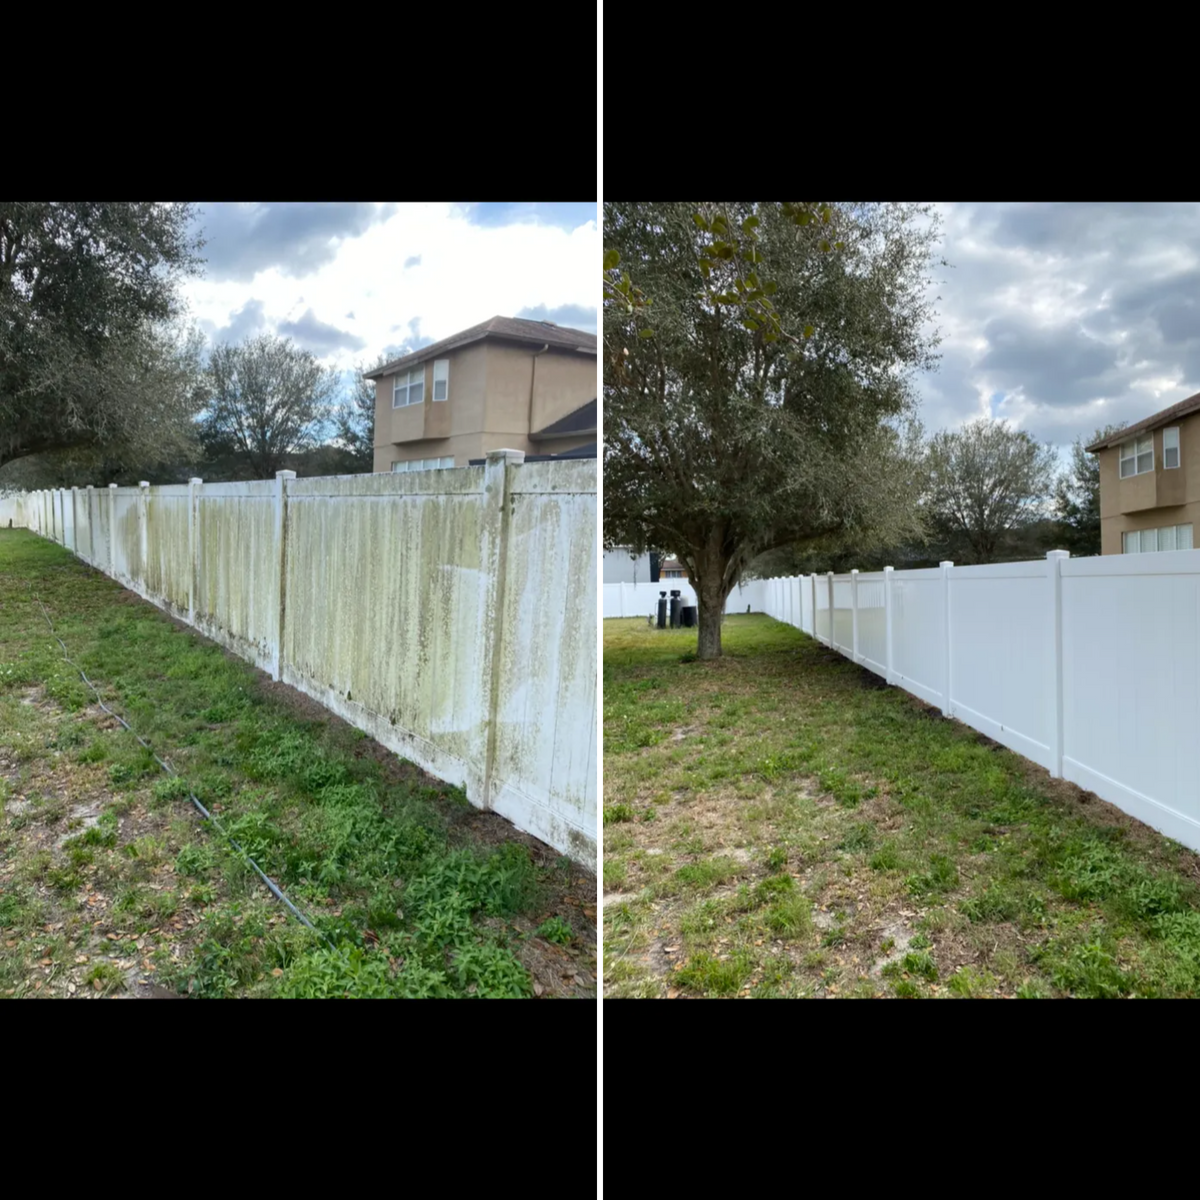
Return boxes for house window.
[392,366,426,408]
[1122,523,1194,553]
[433,359,449,401]
[1164,426,1180,469]
[1119,434,1154,478]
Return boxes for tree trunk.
[696,573,731,660]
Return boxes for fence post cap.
[1046,549,1070,560]
[275,469,297,480]
[108,483,118,489]
[883,565,894,573]
[138,481,150,488]
[850,568,859,575]
[486,448,526,465]
[189,477,203,486]
[939,560,954,568]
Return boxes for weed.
[535,916,574,945]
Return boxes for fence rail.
[757,553,1200,854]
[8,455,596,866]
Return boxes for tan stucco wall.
[370,338,595,472]
[1098,411,1200,552]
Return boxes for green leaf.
[693,213,709,230]
[603,248,620,271]
[638,328,655,339]
[742,319,759,331]
[763,331,779,344]
[764,280,778,295]
[834,241,845,250]
[804,325,815,338]
[747,273,759,290]
[743,215,760,231]
[819,239,831,253]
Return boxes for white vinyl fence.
[758,553,1200,855]
[10,452,597,865]
[602,577,768,619]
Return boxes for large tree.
[202,334,338,479]
[0,202,202,469]
[925,417,1059,564]
[0,319,208,487]
[604,201,942,658]
[1052,422,1126,557]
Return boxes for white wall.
[758,553,1200,855]
[15,456,597,866]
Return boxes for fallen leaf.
[271,967,284,977]
[532,982,544,996]
[5,940,16,948]
[67,983,77,994]
[39,957,52,966]
[667,988,680,999]
[92,978,103,991]
[34,981,42,991]
[75,955,88,964]
[135,939,145,950]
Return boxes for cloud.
[193,202,392,282]
[515,303,597,333]
[455,202,596,231]
[345,311,355,320]
[277,309,366,355]
[209,298,268,346]
[913,201,1200,450]
[403,255,421,268]
[179,201,598,371]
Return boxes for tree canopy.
[1052,422,1126,557]
[925,417,1059,564]
[202,334,338,479]
[0,202,203,470]
[604,201,943,658]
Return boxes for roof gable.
[1086,392,1200,452]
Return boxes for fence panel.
[949,560,1053,769]
[1061,552,1200,849]
[890,567,945,708]
[855,572,887,676]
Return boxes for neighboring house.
[603,547,659,584]
[660,557,687,579]
[1088,395,1200,554]
[365,315,597,474]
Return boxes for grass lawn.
[603,614,1200,998]
[0,530,594,999]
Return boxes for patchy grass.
[603,615,1200,999]
[0,530,594,999]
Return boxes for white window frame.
[1164,426,1180,469]
[1119,433,1154,478]
[391,366,426,408]
[433,359,449,402]
[1123,523,1195,554]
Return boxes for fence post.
[188,478,203,627]
[827,571,835,648]
[85,485,95,564]
[108,484,117,577]
[884,565,895,684]
[850,568,860,663]
[272,470,296,681]
[620,580,628,619]
[1047,549,1070,778]
[69,486,79,555]
[479,448,525,811]
[811,573,818,638]
[138,482,149,592]
[940,561,954,716]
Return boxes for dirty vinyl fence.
[13,452,596,865]
[758,553,1200,855]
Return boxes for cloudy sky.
[920,202,1200,452]
[183,202,597,373]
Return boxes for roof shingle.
[530,398,596,441]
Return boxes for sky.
[182,202,598,375]
[920,202,1200,454]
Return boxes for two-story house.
[1087,394,1200,553]
[365,315,596,474]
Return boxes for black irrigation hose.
[30,586,334,950]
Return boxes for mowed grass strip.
[603,615,1200,999]
[0,530,594,999]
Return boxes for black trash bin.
[681,605,697,628]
